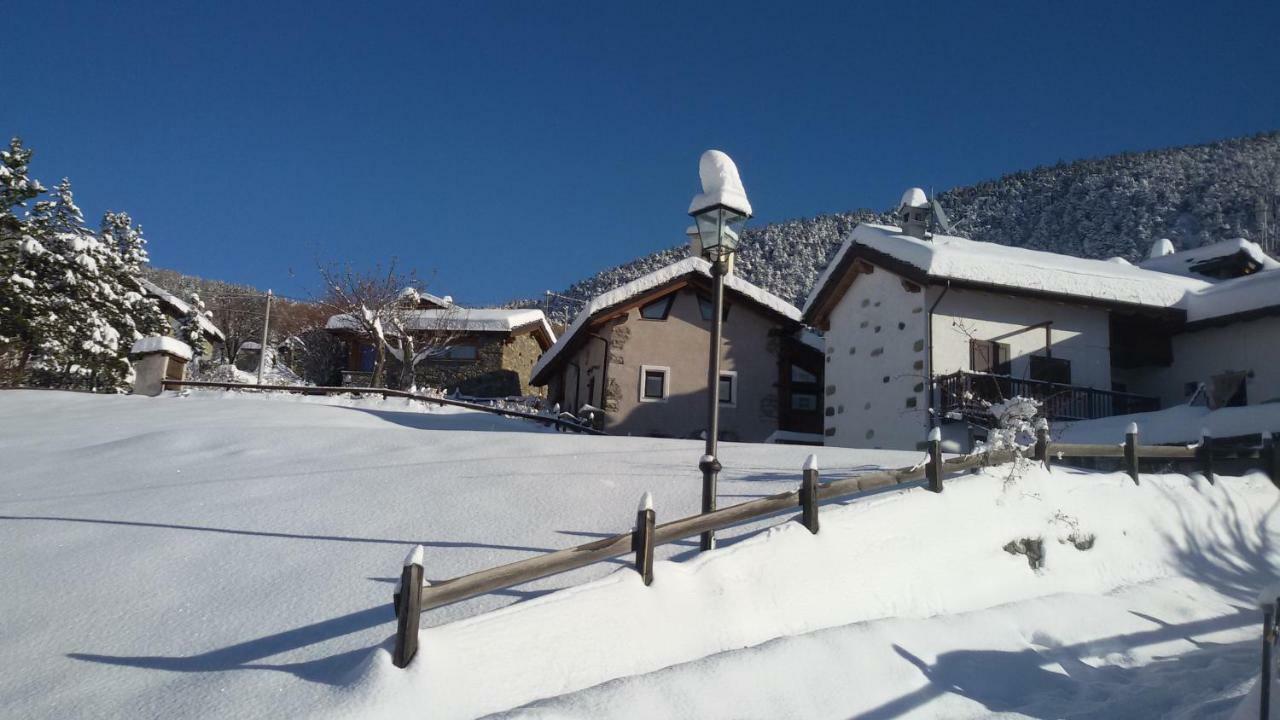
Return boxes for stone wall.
[499,332,547,397]
[386,332,546,398]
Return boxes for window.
[438,344,478,361]
[585,377,596,408]
[790,393,818,411]
[639,295,674,320]
[697,294,730,322]
[970,340,1010,375]
[790,365,818,383]
[1029,356,1071,385]
[719,371,737,406]
[639,365,669,402]
[1209,371,1248,408]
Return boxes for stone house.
[802,188,1280,451]
[325,293,556,397]
[530,258,822,442]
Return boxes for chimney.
[897,187,931,240]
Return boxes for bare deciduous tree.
[317,260,464,389]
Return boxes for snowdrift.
[331,463,1280,719]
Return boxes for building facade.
[803,189,1280,451]
[326,299,556,398]
[531,258,821,442]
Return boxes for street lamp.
[688,149,752,552]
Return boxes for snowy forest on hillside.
[538,131,1280,322]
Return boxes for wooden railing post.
[1264,432,1279,490]
[800,454,820,534]
[1035,419,1050,471]
[926,427,943,493]
[1124,422,1140,486]
[1263,599,1275,720]
[393,545,425,669]
[633,492,655,586]
[1199,428,1216,485]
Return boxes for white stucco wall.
[928,287,1113,391]
[1117,316,1280,408]
[822,265,930,450]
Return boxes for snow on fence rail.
[387,424,1280,669]
[159,379,606,435]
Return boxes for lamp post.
[687,150,752,552]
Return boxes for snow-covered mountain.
[537,131,1280,322]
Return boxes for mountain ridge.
[532,130,1280,322]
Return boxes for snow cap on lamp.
[688,150,752,217]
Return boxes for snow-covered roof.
[532,257,801,383]
[797,328,825,352]
[804,223,1210,317]
[1137,238,1280,279]
[139,278,226,342]
[326,308,555,342]
[399,287,454,309]
[239,341,262,351]
[1183,268,1280,324]
[130,336,193,360]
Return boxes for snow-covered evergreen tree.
[180,291,208,362]
[0,138,49,384]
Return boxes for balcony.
[936,370,1159,423]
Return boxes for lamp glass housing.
[692,205,748,259]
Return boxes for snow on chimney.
[898,187,932,240]
[1148,238,1176,259]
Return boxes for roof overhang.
[804,241,1188,331]
[530,269,800,387]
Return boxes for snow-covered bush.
[977,395,1042,453]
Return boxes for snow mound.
[335,465,1280,719]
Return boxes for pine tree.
[180,291,208,362]
[0,138,50,384]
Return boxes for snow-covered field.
[2,389,1278,719]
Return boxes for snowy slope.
[2,390,1277,719]
[335,464,1280,719]
[0,390,913,719]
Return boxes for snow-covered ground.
[2,389,1278,719]
[1059,402,1280,445]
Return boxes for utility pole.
[256,289,273,385]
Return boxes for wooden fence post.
[1263,599,1275,720]
[926,427,943,493]
[1199,428,1216,485]
[1035,419,1050,471]
[393,545,425,669]
[1124,422,1140,486]
[633,492,655,586]
[1264,432,1279,490]
[800,454,820,534]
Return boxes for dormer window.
[639,295,674,320]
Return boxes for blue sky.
[5,1,1277,304]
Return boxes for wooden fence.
[388,423,1280,668]
[160,379,605,435]
[1262,594,1279,720]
